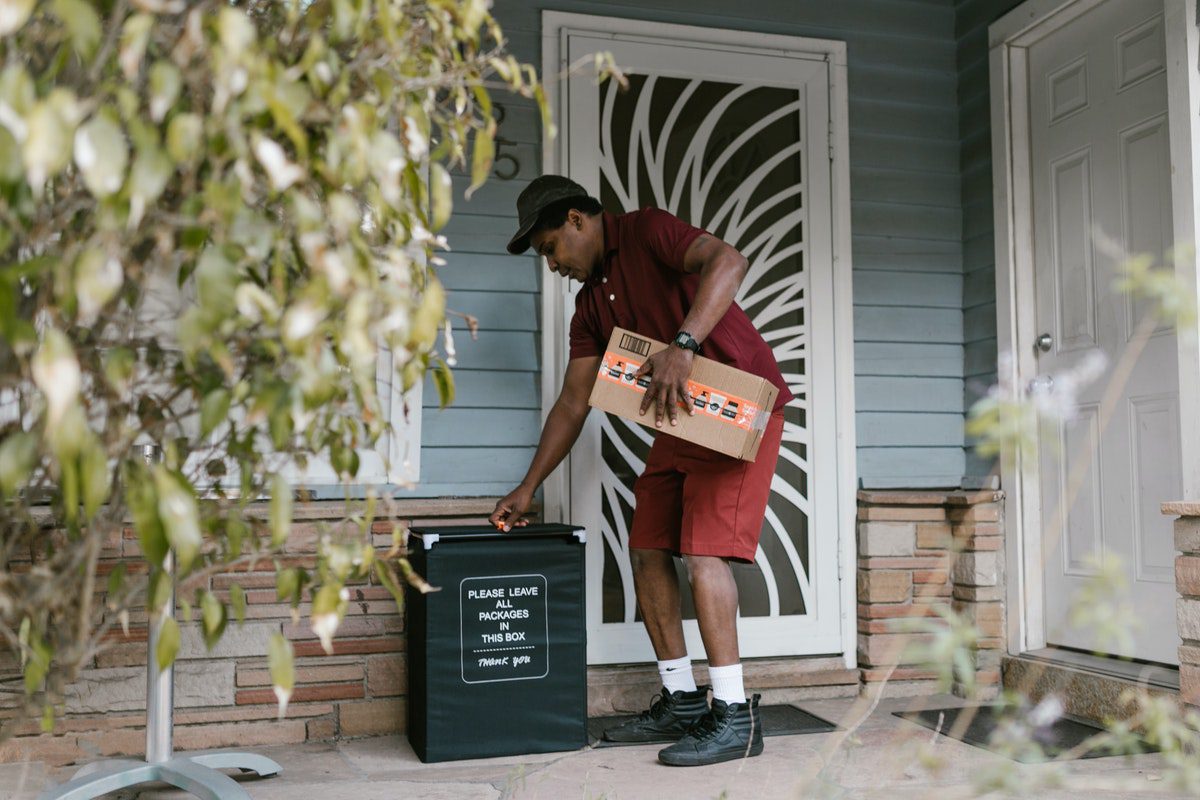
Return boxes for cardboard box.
[588,328,778,461]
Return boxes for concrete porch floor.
[3,695,1192,800]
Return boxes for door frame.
[539,11,858,668]
[989,0,1200,656]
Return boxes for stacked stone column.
[857,490,1005,697]
[1166,501,1200,705]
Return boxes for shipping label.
[597,350,763,431]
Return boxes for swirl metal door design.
[562,29,844,663]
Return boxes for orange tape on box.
[597,351,765,431]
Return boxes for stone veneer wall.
[856,489,1006,696]
[1167,501,1200,705]
[0,499,499,766]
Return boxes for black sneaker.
[657,694,764,766]
[602,686,711,744]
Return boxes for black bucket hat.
[506,174,591,254]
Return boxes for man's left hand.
[636,346,696,428]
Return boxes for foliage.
[0,0,552,733]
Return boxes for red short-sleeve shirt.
[568,208,793,412]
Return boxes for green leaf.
[269,474,291,549]
[79,439,109,521]
[50,0,102,59]
[74,247,123,323]
[128,144,173,226]
[129,470,168,567]
[153,467,202,573]
[147,568,172,614]
[275,566,302,606]
[106,562,127,600]
[229,584,246,625]
[433,357,455,409]
[267,632,294,717]
[218,7,256,52]
[200,389,231,438]
[118,13,154,80]
[374,560,405,613]
[147,61,182,123]
[195,248,237,314]
[311,583,342,616]
[103,347,136,394]
[155,616,180,672]
[23,633,50,693]
[0,432,38,498]
[466,125,494,199]
[199,590,226,650]
[166,113,203,163]
[226,516,246,559]
[23,90,79,190]
[429,162,452,231]
[74,112,129,199]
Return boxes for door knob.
[1036,333,1053,352]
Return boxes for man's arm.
[635,233,750,427]
[489,355,601,531]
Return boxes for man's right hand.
[490,485,534,532]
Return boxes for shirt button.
[609,294,615,301]
[602,277,608,283]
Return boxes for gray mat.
[895,705,1158,762]
[588,704,838,747]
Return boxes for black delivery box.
[406,523,587,762]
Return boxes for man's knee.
[631,547,673,574]
[683,554,729,582]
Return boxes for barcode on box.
[619,333,651,357]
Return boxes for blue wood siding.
[954,0,1023,478]
[406,0,971,496]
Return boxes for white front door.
[550,21,847,664]
[1028,0,1181,664]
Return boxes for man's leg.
[632,547,687,660]
[685,555,739,666]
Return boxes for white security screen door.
[554,22,845,664]
[1028,0,1181,664]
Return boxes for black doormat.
[895,705,1159,762]
[588,704,838,747]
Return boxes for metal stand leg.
[39,446,282,800]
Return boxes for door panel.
[561,31,842,663]
[1030,0,1180,664]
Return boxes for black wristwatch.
[671,331,700,353]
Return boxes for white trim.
[541,10,856,669]
[991,0,1200,656]
[1165,0,1200,502]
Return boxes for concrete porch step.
[587,656,859,715]
[1002,648,1179,724]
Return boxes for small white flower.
[403,115,428,159]
[1028,694,1064,729]
[252,135,304,191]
[31,330,80,427]
[282,301,324,344]
[311,611,340,655]
[443,319,457,367]
[272,684,292,719]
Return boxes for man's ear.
[568,209,583,230]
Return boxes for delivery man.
[489,175,792,767]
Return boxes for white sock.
[658,656,697,693]
[708,663,746,704]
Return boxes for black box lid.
[409,523,585,549]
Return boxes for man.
[489,175,792,767]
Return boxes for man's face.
[530,210,595,283]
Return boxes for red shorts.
[628,411,784,563]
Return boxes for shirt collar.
[588,211,620,287]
